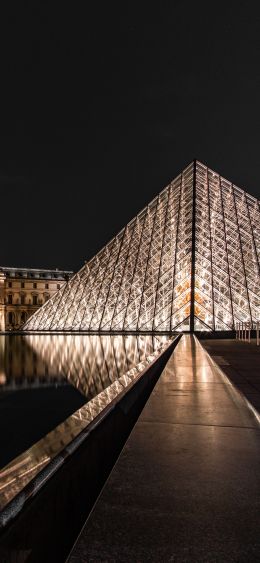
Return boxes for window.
[21,312,27,323]
[33,282,37,289]
[45,283,49,289]
[44,294,50,302]
[21,294,25,305]
[57,284,60,289]
[8,281,12,288]
[21,282,25,288]
[8,294,12,305]
[32,295,38,305]
[8,312,14,325]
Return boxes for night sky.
[2,2,260,273]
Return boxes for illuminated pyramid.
[24,160,260,332]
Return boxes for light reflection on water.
[0,334,172,510]
[0,335,64,390]
[0,334,170,468]
[0,334,170,398]
[24,333,170,398]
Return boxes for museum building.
[0,267,73,331]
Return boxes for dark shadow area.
[196,330,236,339]
[201,338,260,414]
[0,386,86,469]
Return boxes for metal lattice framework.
[23,161,260,332]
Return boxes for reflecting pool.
[0,334,170,470]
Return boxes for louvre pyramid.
[24,160,260,332]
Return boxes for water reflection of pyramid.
[24,160,260,332]
[24,334,168,398]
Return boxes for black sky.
[1,2,260,272]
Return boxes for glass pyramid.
[23,161,260,332]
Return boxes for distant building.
[0,267,73,331]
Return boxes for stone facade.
[0,267,73,331]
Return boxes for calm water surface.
[0,334,169,469]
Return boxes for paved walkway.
[68,335,260,562]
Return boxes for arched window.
[32,295,38,305]
[44,293,50,303]
[8,312,14,325]
[21,311,27,323]
[8,294,12,305]
[21,293,26,305]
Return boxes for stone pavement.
[68,335,260,562]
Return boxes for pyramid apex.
[193,158,204,166]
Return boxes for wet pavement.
[68,335,260,562]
